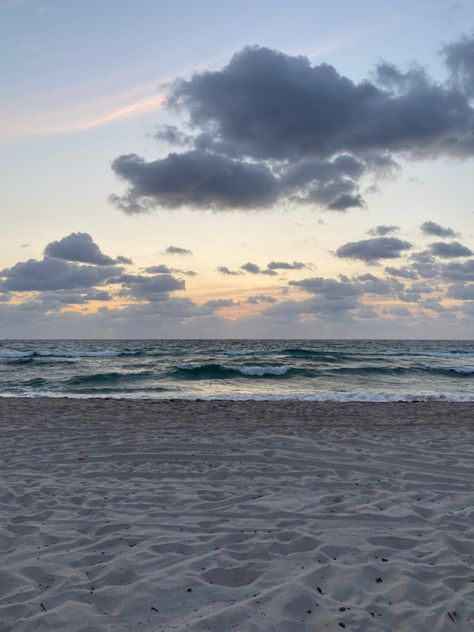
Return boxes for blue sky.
[1,0,474,338]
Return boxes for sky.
[1,0,474,338]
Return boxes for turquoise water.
[1,339,474,400]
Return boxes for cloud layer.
[3,213,474,339]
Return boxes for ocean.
[1,339,474,401]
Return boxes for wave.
[65,370,153,386]
[222,349,268,357]
[435,366,474,375]
[171,363,315,379]
[0,349,142,360]
[3,390,473,402]
[373,350,474,360]
[422,352,474,360]
[222,348,351,361]
[328,364,474,377]
[184,391,474,402]
[0,386,171,399]
[280,348,347,361]
[66,385,170,395]
[0,357,35,364]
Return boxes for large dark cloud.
[111,37,474,215]
[444,35,474,98]
[336,237,412,262]
[110,150,280,213]
[0,257,120,292]
[169,46,474,160]
[281,154,367,210]
[420,221,456,238]
[45,232,131,266]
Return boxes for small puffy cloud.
[290,276,362,299]
[45,232,129,266]
[448,282,474,300]
[429,241,472,258]
[385,265,418,280]
[216,265,242,276]
[144,264,174,274]
[144,264,196,277]
[201,298,238,313]
[0,257,120,292]
[85,290,112,301]
[116,255,133,265]
[241,262,261,274]
[116,273,185,302]
[38,289,113,308]
[386,306,411,317]
[336,237,412,262]
[368,225,399,236]
[410,251,440,278]
[240,262,278,275]
[265,294,359,319]
[441,259,474,281]
[267,261,307,270]
[420,221,456,238]
[165,245,193,256]
[356,306,378,319]
[246,294,277,304]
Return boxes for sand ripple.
[0,399,473,631]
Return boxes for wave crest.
[172,363,313,379]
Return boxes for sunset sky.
[2,0,474,337]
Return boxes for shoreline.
[1,398,473,630]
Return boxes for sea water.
[1,339,474,401]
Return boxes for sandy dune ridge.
[0,399,473,631]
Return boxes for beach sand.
[0,398,473,631]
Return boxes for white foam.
[3,390,474,402]
[188,390,474,402]
[0,351,34,358]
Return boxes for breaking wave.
[171,363,315,379]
